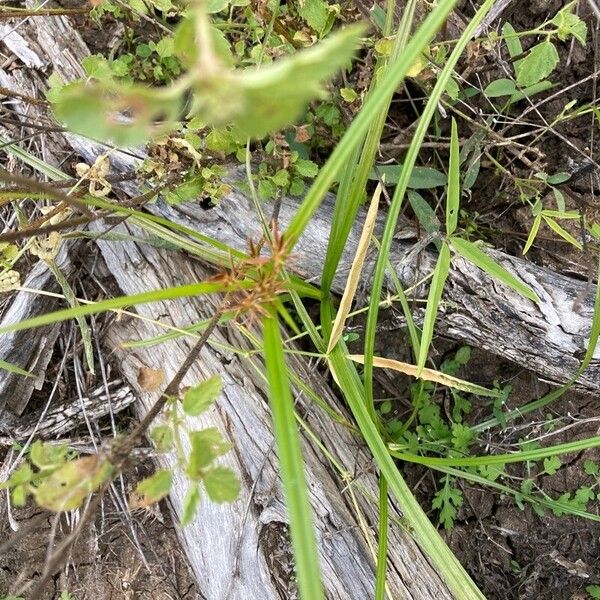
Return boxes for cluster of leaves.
[135,375,240,522]
[376,345,485,529]
[0,377,238,524]
[46,0,361,205]
[0,441,113,511]
[485,2,587,99]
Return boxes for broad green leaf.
[371,164,447,188]
[501,22,522,58]
[52,81,182,146]
[207,0,229,13]
[299,0,330,34]
[150,424,174,452]
[408,190,441,237]
[543,455,561,475]
[203,466,240,503]
[0,359,32,377]
[173,18,234,68]
[29,441,69,470]
[183,375,222,416]
[484,78,516,97]
[515,41,559,88]
[446,118,460,235]
[133,469,173,505]
[552,2,587,45]
[547,172,571,185]
[187,428,232,477]
[450,237,539,302]
[181,485,201,525]
[189,25,365,138]
[509,79,554,102]
[509,79,553,102]
[417,242,451,374]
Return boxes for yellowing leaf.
[33,456,113,511]
[327,184,381,353]
[406,53,429,78]
[348,355,500,397]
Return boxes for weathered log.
[0,380,136,445]
[91,217,453,599]
[73,136,600,395]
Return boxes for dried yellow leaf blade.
[327,184,382,353]
[348,354,500,398]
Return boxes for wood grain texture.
[92,218,452,600]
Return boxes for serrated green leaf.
[450,237,539,302]
[552,3,587,45]
[446,117,460,235]
[182,375,222,416]
[294,158,319,178]
[29,440,69,470]
[417,242,451,374]
[340,87,358,102]
[543,455,561,475]
[134,469,173,504]
[187,428,232,477]
[515,41,559,87]
[181,485,201,525]
[150,424,174,452]
[587,585,600,599]
[203,466,240,503]
[299,0,329,33]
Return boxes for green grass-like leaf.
[450,237,539,303]
[263,314,324,600]
[0,359,33,377]
[446,118,460,236]
[417,242,451,374]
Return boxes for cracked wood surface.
[92,218,452,600]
